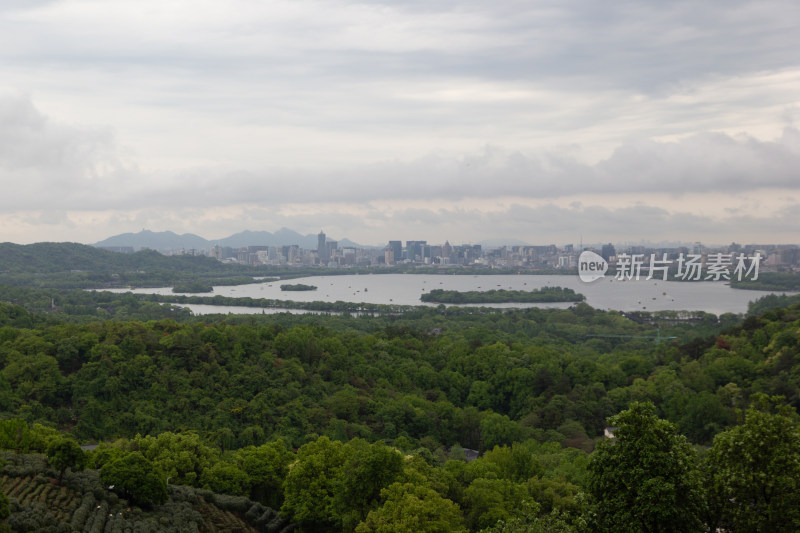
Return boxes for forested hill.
[0,292,799,530]
[0,242,250,289]
[0,297,796,449]
[0,242,224,274]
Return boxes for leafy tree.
[45,437,85,482]
[282,436,347,531]
[0,419,35,453]
[480,413,526,451]
[100,451,167,507]
[131,432,218,487]
[333,439,404,530]
[200,462,249,496]
[676,390,731,444]
[477,500,580,533]
[282,437,404,531]
[85,442,125,469]
[587,402,703,533]
[462,477,532,531]
[704,394,800,532]
[355,482,467,533]
[525,476,584,516]
[480,443,543,482]
[234,440,293,508]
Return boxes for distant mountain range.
[93,228,367,251]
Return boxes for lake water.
[104,273,786,315]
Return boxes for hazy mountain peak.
[93,228,367,251]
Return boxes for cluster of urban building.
[193,233,799,272]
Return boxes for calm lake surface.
[105,274,785,315]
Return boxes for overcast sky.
[1,0,799,246]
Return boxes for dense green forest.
[0,242,261,290]
[420,287,585,304]
[0,293,799,530]
[1,242,800,531]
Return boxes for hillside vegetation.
[0,242,255,289]
[1,243,800,531]
[0,450,291,532]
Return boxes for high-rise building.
[406,241,426,262]
[318,230,328,261]
[388,241,402,262]
[442,240,453,259]
[601,243,616,261]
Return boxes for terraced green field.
[0,452,292,533]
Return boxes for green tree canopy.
[130,431,219,487]
[333,439,404,531]
[355,482,467,533]
[281,436,348,531]
[587,402,703,533]
[282,437,405,532]
[233,440,294,508]
[704,393,800,533]
[100,451,167,507]
[45,437,85,482]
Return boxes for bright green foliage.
[480,413,527,450]
[282,437,404,532]
[525,476,583,517]
[704,394,800,533]
[333,439,404,531]
[233,440,293,508]
[480,443,543,482]
[200,461,249,496]
[0,419,37,453]
[282,436,348,530]
[1,350,63,404]
[3,276,800,531]
[45,437,85,482]
[355,482,467,533]
[85,442,125,469]
[463,477,532,531]
[0,419,60,454]
[0,293,795,453]
[130,432,219,487]
[587,402,703,533]
[100,451,168,507]
[477,500,581,533]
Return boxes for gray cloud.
[0,1,799,243]
[1,94,798,212]
[137,128,800,207]
[0,95,140,209]
[6,1,797,89]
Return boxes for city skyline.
[94,231,799,273]
[90,226,799,252]
[1,1,799,244]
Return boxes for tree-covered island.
[280,283,318,291]
[420,286,585,304]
